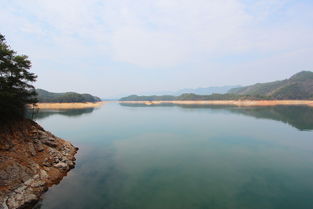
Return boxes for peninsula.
[30,89,103,109]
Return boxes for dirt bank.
[119,100,313,107]
[0,120,78,209]
[30,102,105,109]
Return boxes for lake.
[32,103,313,209]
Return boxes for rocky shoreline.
[0,120,78,209]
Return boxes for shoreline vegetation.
[30,102,105,109]
[119,100,313,107]
[0,35,83,209]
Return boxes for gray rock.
[67,161,75,169]
[54,162,68,170]
[34,141,44,152]
[1,197,9,209]
[0,122,77,209]
[0,170,10,187]
[23,193,37,204]
[39,170,48,180]
[0,163,33,187]
[41,139,57,148]
[23,179,33,187]
[14,185,27,194]
[32,174,40,180]
[30,180,45,188]
[7,191,37,209]
[28,143,36,156]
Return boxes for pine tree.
[0,34,37,123]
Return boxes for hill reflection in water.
[119,103,313,131]
[30,108,96,120]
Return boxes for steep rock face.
[0,120,78,209]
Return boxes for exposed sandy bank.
[30,102,105,109]
[119,100,313,107]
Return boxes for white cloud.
[2,0,312,68]
[0,0,313,96]
[108,0,252,67]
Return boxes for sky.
[1,0,313,98]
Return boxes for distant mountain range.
[120,71,313,101]
[36,89,101,103]
[140,85,240,96]
[229,71,313,99]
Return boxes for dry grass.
[30,102,105,109]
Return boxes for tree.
[0,34,37,123]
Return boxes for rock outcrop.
[0,120,78,209]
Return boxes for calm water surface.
[33,103,313,209]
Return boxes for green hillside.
[36,89,101,103]
[120,93,267,101]
[120,71,313,101]
[228,71,313,99]
[120,95,176,101]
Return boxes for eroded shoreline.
[119,100,313,107]
[0,120,78,209]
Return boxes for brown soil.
[0,120,78,209]
[29,102,105,109]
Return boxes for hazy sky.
[1,0,313,98]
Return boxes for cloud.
[0,0,312,97]
[3,0,307,68]
[108,0,251,67]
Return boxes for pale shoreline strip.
[119,100,313,107]
[30,102,105,109]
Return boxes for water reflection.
[27,108,96,120]
[119,103,313,131]
[32,103,313,209]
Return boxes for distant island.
[33,89,103,109]
[36,89,101,103]
[120,71,313,101]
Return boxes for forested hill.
[228,71,313,99]
[120,71,313,101]
[119,94,267,101]
[36,89,101,103]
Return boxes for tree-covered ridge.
[228,71,313,99]
[120,71,313,101]
[0,34,37,123]
[120,95,176,101]
[36,89,101,103]
[120,93,268,101]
